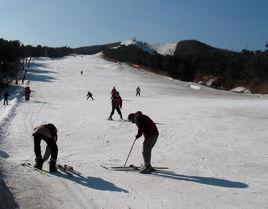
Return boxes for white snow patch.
[150,43,177,55]
[188,84,201,90]
[231,87,251,93]
[206,78,216,87]
[0,90,22,137]
[120,39,156,54]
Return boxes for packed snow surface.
[0,54,268,209]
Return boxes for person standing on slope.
[3,90,9,105]
[109,91,123,120]
[25,86,31,101]
[32,123,58,172]
[136,86,141,96]
[128,111,159,174]
[86,91,94,100]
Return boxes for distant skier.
[128,111,159,174]
[21,74,26,84]
[109,91,123,120]
[80,70,83,75]
[136,86,141,96]
[3,90,9,105]
[32,123,58,172]
[25,86,31,101]
[86,91,94,100]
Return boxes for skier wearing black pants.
[32,123,58,172]
[136,86,141,96]
[86,91,94,100]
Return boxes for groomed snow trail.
[1,54,268,209]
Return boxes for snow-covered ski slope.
[1,53,268,209]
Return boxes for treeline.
[73,42,120,55]
[103,43,268,93]
[0,38,72,91]
[103,45,195,81]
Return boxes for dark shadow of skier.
[51,172,129,193]
[0,167,19,209]
[0,150,9,159]
[152,171,248,188]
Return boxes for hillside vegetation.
[73,42,120,55]
[0,38,72,91]
[103,40,268,94]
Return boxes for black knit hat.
[128,113,135,121]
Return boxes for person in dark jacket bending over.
[128,111,159,174]
[32,123,58,172]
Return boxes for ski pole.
[124,138,137,167]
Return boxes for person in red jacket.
[128,111,159,174]
[109,91,123,120]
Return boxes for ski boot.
[34,156,44,170]
[49,159,57,172]
[139,165,152,174]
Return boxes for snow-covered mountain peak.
[120,38,177,56]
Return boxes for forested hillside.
[103,40,268,93]
[0,38,72,91]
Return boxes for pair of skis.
[107,118,128,122]
[22,162,170,175]
[21,163,81,176]
[56,164,81,176]
[21,162,47,175]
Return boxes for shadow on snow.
[51,172,129,193]
[0,177,19,209]
[28,72,57,83]
[153,171,248,188]
[0,150,9,159]
[27,63,58,82]
[30,67,57,75]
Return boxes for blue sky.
[0,0,267,51]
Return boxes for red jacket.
[111,95,122,108]
[134,114,159,139]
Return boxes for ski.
[56,165,73,176]
[101,164,169,172]
[107,119,128,122]
[21,162,80,177]
[21,162,48,175]
[62,164,81,176]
